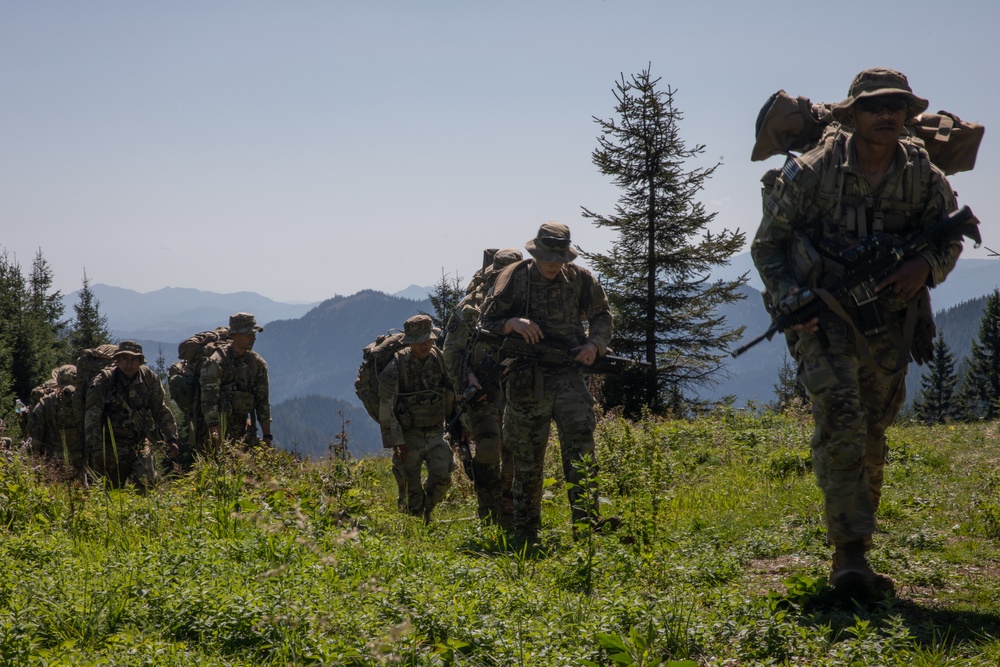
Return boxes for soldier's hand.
[166,438,180,459]
[572,341,599,366]
[877,256,931,303]
[505,317,544,344]
[467,372,483,390]
[394,445,407,458]
[785,287,820,334]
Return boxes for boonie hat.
[115,340,145,361]
[229,312,264,336]
[402,314,439,345]
[524,222,579,263]
[831,67,929,124]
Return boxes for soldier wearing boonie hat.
[200,313,273,449]
[85,340,180,488]
[752,67,968,595]
[479,222,618,548]
[379,313,456,524]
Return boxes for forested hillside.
[271,394,382,459]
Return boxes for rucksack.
[354,331,406,423]
[168,327,230,420]
[752,89,984,175]
[74,345,119,394]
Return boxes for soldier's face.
[851,95,907,148]
[116,355,142,379]
[231,332,255,353]
[536,261,565,281]
[410,340,434,360]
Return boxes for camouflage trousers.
[88,437,158,489]
[790,308,908,547]
[467,396,513,528]
[391,428,455,516]
[503,365,599,532]
[33,429,85,471]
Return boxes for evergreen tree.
[771,352,809,412]
[68,270,112,359]
[425,269,464,346]
[913,332,959,423]
[957,288,1000,420]
[582,67,747,415]
[26,249,68,373]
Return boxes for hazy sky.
[3,1,996,303]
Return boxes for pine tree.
[582,67,747,415]
[426,269,464,346]
[68,270,112,359]
[957,288,1000,420]
[26,249,68,374]
[771,352,808,412]
[913,332,959,424]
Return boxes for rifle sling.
[813,288,877,369]
[813,288,912,374]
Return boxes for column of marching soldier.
[4,66,982,594]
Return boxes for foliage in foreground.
[2,410,1000,666]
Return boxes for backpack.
[752,89,984,175]
[167,327,230,420]
[354,331,406,423]
[74,345,119,394]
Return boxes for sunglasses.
[538,236,571,249]
[855,96,908,115]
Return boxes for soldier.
[379,314,456,524]
[751,68,966,594]
[443,248,522,527]
[27,364,85,476]
[85,341,180,488]
[480,222,616,547]
[199,313,273,448]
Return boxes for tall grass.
[1,412,1000,665]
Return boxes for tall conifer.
[957,288,1000,420]
[583,67,746,415]
[913,332,959,423]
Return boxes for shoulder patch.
[781,156,800,182]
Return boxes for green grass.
[2,410,1000,665]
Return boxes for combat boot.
[830,542,894,594]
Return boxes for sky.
[2,0,997,304]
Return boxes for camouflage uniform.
[752,69,963,554]
[480,223,613,540]
[443,248,522,526]
[199,314,272,446]
[379,315,456,520]
[28,382,84,471]
[85,342,178,487]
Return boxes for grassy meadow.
[2,408,1000,666]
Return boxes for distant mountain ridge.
[75,255,997,454]
[65,284,322,344]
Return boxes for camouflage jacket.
[28,385,81,458]
[85,366,178,450]
[479,259,613,355]
[378,346,454,448]
[752,131,961,314]
[199,346,271,428]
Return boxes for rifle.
[732,205,980,358]
[475,329,649,374]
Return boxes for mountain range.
[69,252,999,454]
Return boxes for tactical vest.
[103,372,155,445]
[395,348,449,429]
[507,260,592,347]
[776,130,934,291]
